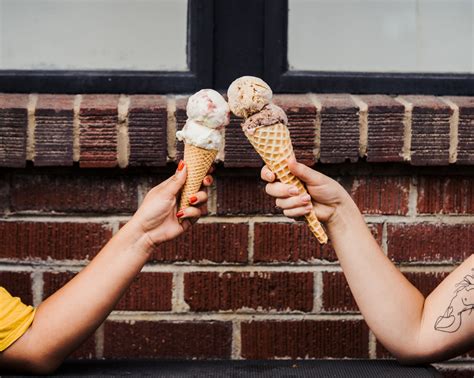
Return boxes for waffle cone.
[245,123,328,244]
[179,143,217,212]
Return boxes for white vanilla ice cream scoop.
[227,76,273,118]
[176,89,230,150]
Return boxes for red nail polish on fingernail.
[189,195,198,204]
[176,210,184,218]
[177,160,185,171]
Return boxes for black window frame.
[0,0,213,94]
[1,0,472,95]
[264,0,474,95]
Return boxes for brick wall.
[0,93,472,375]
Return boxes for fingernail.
[266,171,273,180]
[306,204,313,211]
[204,176,212,185]
[289,187,299,195]
[177,160,185,171]
[176,210,184,218]
[189,195,198,204]
[301,194,311,202]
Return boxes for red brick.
[0,222,111,261]
[128,95,167,167]
[318,94,359,163]
[351,176,410,215]
[216,174,280,215]
[34,94,74,166]
[0,271,33,305]
[44,271,173,311]
[241,320,369,359]
[403,271,449,297]
[0,173,9,214]
[153,223,248,263]
[359,95,405,162]
[273,94,316,165]
[387,224,473,263]
[0,94,28,168]
[103,321,232,359]
[253,223,382,263]
[174,96,189,162]
[79,95,119,168]
[445,96,474,165]
[403,96,451,166]
[43,271,75,299]
[322,272,359,313]
[11,173,138,213]
[115,272,172,311]
[417,176,474,214]
[184,272,313,312]
[224,114,262,167]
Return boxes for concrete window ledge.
[4,360,441,377]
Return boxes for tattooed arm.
[262,159,474,364]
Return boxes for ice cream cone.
[245,122,328,244]
[178,143,217,212]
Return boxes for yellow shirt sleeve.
[0,287,36,352]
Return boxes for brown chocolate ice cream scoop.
[242,103,288,135]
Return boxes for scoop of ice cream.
[186,89,230,129]
[227,76,273,118]
[176,120,223,150]
[241,103,288,135]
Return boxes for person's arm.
[261,158,474,364]
[0,162,211,374]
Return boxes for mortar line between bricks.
[106,312,365,321]
[248,220,255,264]
[231,321,242,360]
[309,94,322,160]
[313,271,323,313]
[350,95,368,158]
[166,95,177,161]
[3,214,473,224]
[171,271,190,313]
[207,181,217,215]
[434,362,474,369]
[95,323,105,359]
[407,176,418,217]
[381,222,388,256]
[26,94,38,161]
[117,94,130,168]
[31,270,43,307]
[395,96,413,162]
[2,262,459,273]
[368,331,377,359]
[73,95,82,162]
[440,97,459,164]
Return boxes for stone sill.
[0,93,472,168]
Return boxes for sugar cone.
[178,143,217,212]
[245,123,328,244]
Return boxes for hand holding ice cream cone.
[176,89,230,214]
[227,76,328,244]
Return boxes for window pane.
[0,0,188,71]
[288,0,473,73]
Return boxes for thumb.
[164,161,187,197]
[287,156,322,186]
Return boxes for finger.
[265,182,300,198]
[189,190,208,206]
[177,205,202,220]
[287,156,328,186]
[283,204,313,218]
[202,175,213,187]
[275,193,312,210]
[163,160,187,196]
[261,165,276,183]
